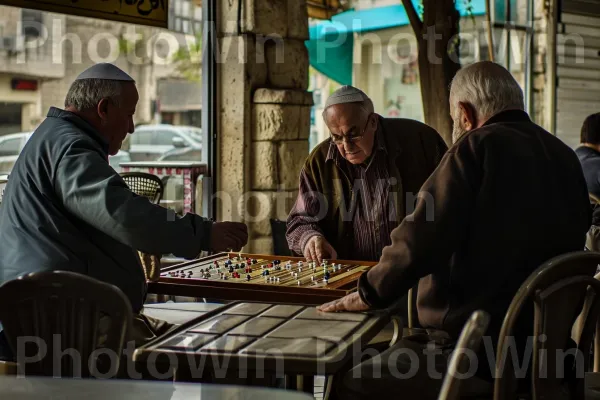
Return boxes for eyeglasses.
[330,114,372,145]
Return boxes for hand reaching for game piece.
[303,235,337,264]
[210,222,248,252]
[317,292,369,313]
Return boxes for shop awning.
[306,0,487,86]
[307,0,346,20]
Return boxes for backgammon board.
[147,252,377,304]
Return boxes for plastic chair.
[120,172,164,204]
[494,251,600,400]
[438,310,491,400]
[120,172,164,281]
[0,271,133,378]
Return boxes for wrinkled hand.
[317,292,369,313]
[303,235,337,264]
[210,222,248,252]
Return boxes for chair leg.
[595,317,600,372]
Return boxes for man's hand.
[303,235,337,264]
[317,292,369,313]
[210,222,248,252]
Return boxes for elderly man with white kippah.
[286,85,447,264]
[0,63,248,361]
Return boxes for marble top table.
[0,375,313,399]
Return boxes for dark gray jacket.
[0,107,212,313]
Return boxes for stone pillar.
[531,0,551,129]
[217,0,312,254]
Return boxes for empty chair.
[0,271,133,378]
[438,310,491,400]
[494,251,600,400]
[121,172,164,281]
[120,172,164,204]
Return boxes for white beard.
[452,121,469,144]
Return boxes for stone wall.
[531,0,551,129]
[217,0,312,254]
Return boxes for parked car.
[128,124,202,162]
[0,131,130,174]
[0,132,31,175]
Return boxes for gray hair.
[450,61,524,121]
[64,78,125,111]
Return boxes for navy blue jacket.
[0,108,212,313]
[576,145,600,199]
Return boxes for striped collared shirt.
[287,127,399,261]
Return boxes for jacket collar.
[46,107,110,154]
[482,109,531,127]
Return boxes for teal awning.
[306,0,487,86]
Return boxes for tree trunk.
[402,0,461,145]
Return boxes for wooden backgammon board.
[147,252,377,305]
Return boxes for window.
[0,137,22,156]
[21,9,44,38]
[154,130,180,146]
[130,131,154,145]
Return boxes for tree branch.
[401,0,423,35]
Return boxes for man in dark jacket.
[286,85,447,263]
[319,62,592,399]
[0,64,247,360]
[576,112,600,200]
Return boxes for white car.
[0,131,130,174]
[127,124,202,161]
[0,132,31,175]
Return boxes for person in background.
[0,63,248,361]
[319,61,591,399]
[286,85,447,264]
[576,112,600,202]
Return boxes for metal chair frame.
[494,251,600,400]
[438,310,491,400]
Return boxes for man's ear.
[97,98,110,122]
[458,101,476,130]
[370,113,378,131]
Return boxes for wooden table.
[0,375,314,399]
[133,300,390,394]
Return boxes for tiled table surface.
[142,301,223,325]
[134,301,390,376]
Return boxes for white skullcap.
[75,63,135,82]
[325,85,371,110]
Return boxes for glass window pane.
[131,131,154,145]
[175,18,182,32]
[194,6,203,21]
[182,19,190,34]
[0,138,23,156]
[175,0,182,16]
[182,0,191,16]
[155,130,179,146]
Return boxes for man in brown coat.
[319,62,592,398]
[286,85,447,263]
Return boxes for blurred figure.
[576,112,600,201]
